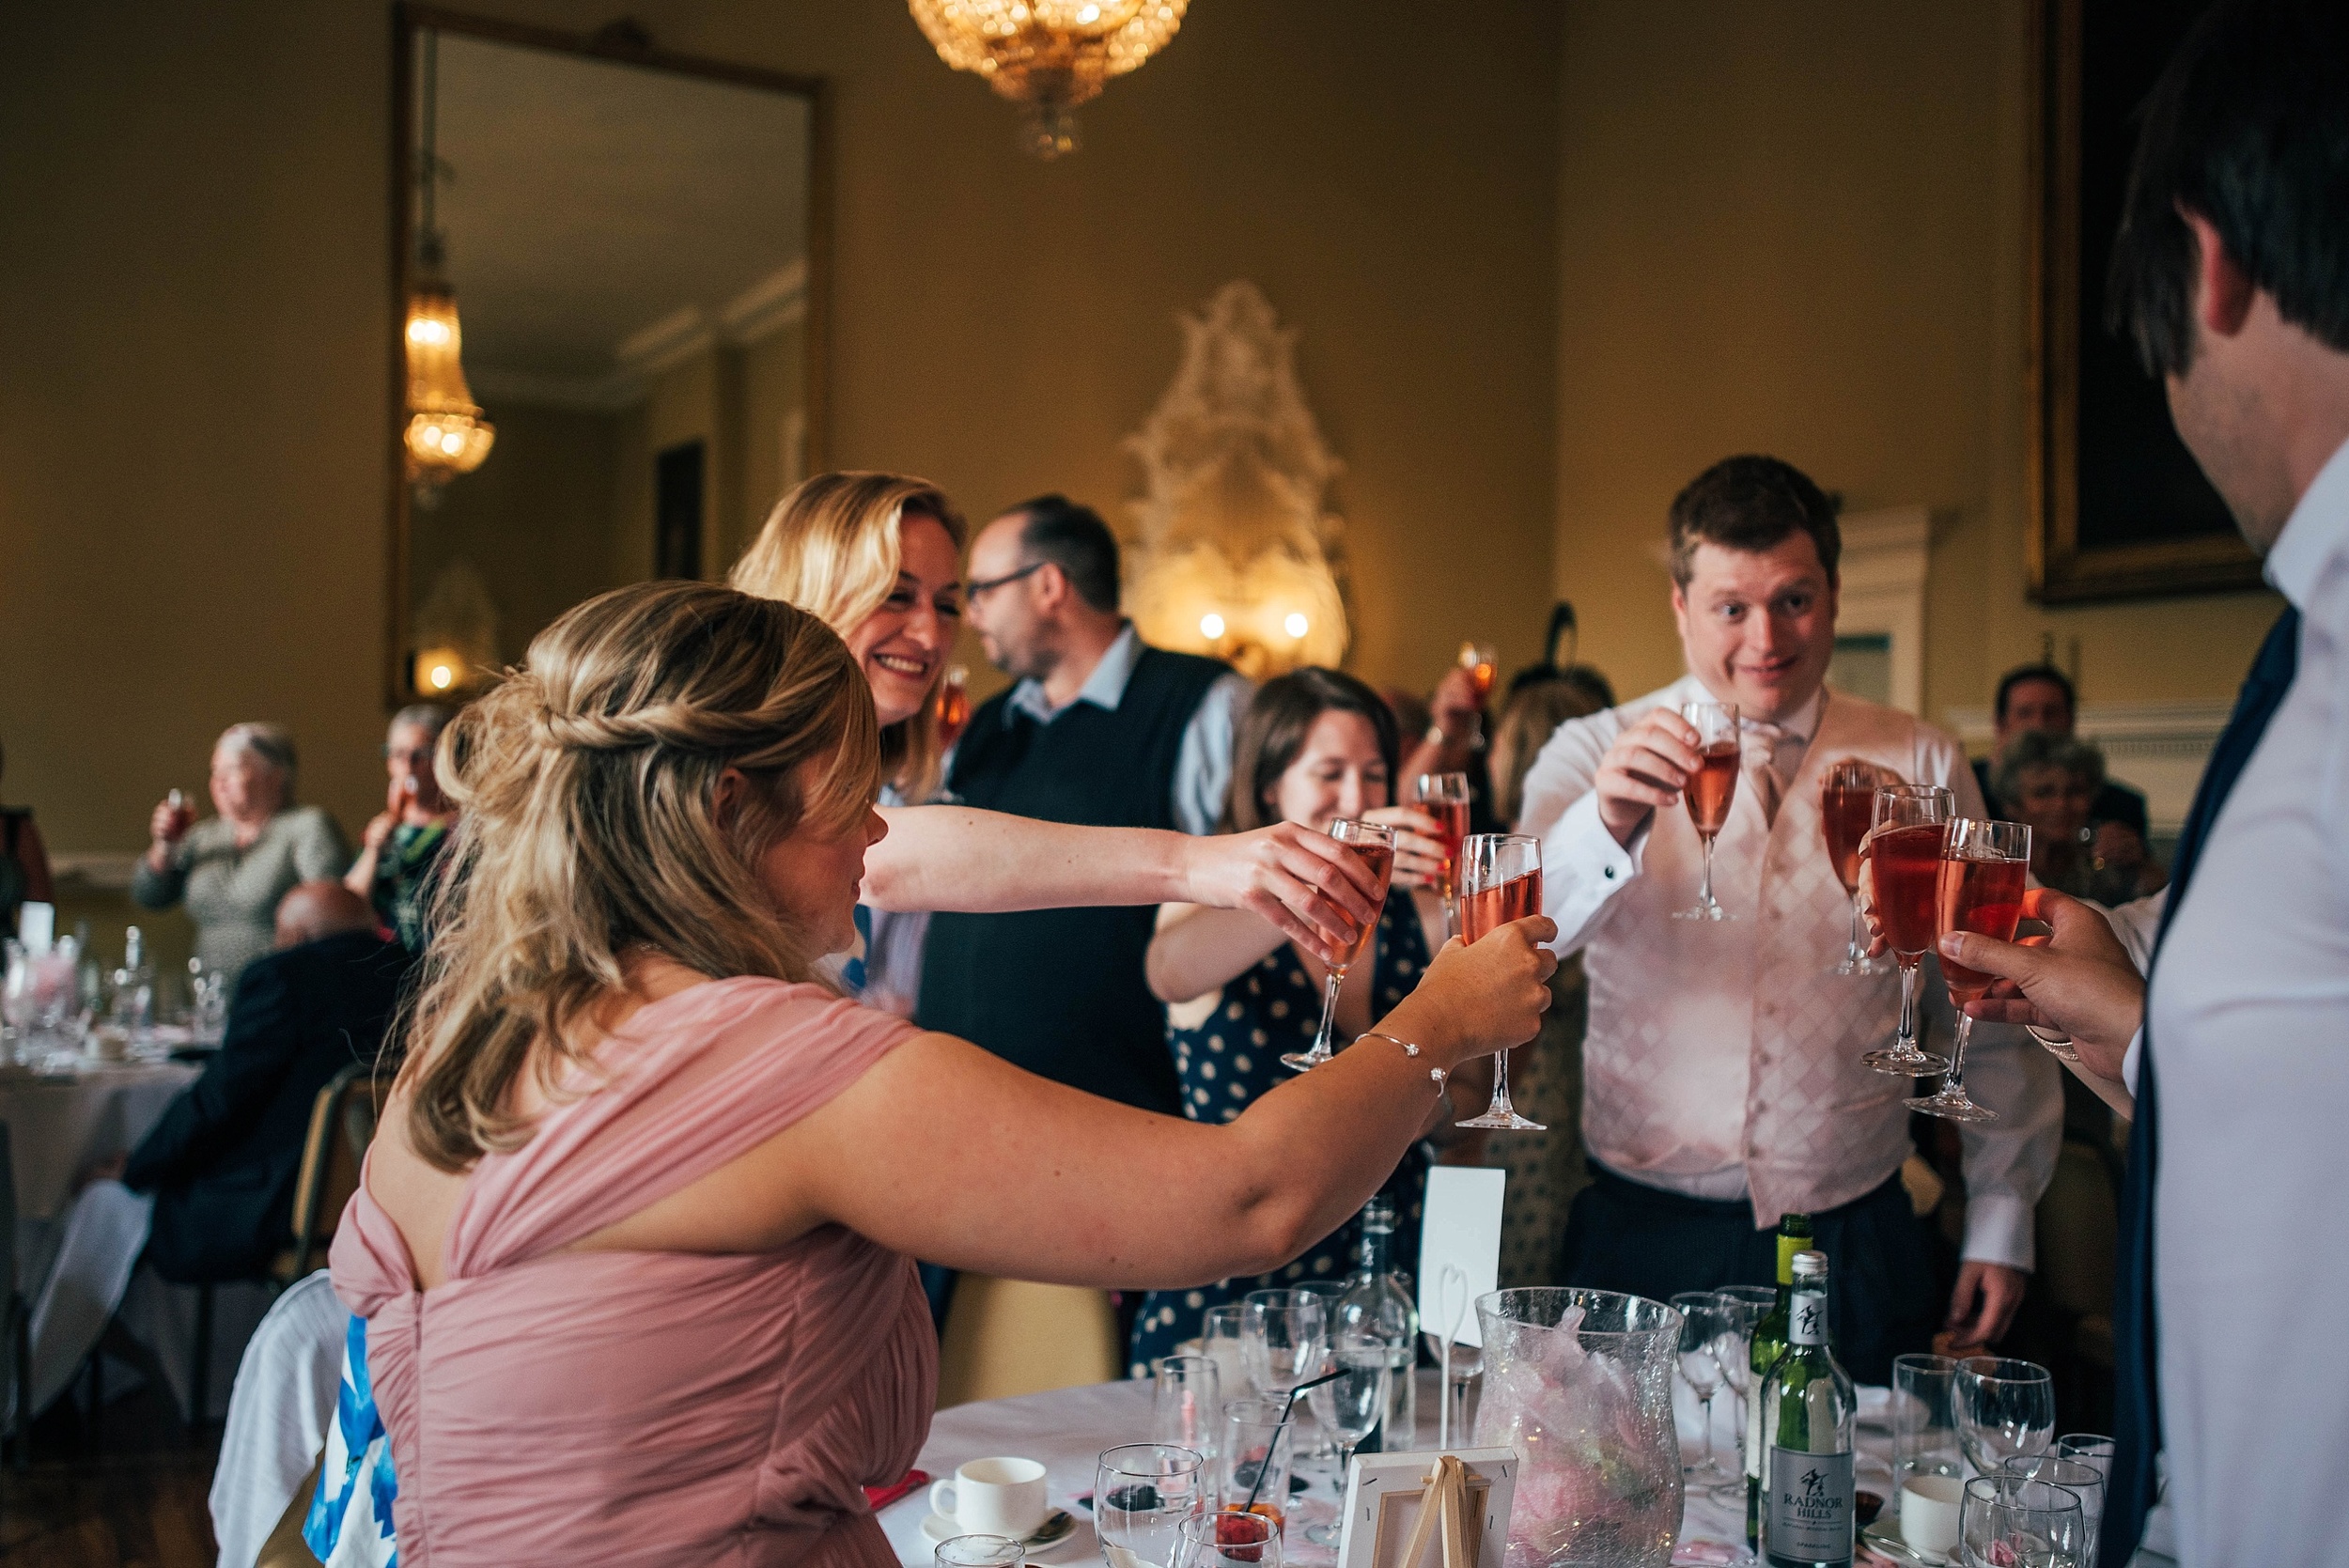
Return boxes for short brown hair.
[1225,668,1400,833]
[1666,456,1842,585]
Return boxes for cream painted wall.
[0,2,1563,855]
[1553,0,2283,732]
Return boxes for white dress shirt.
[2147,435,2349,1566]
[1001,621,1253,835]
[1519,674,2060,1268]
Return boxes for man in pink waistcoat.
[1518,456,2061,1380]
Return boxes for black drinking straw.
[1240,1365,1347,1515]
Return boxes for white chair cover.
[210,1269,345,1568]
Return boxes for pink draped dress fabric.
[331,976,934,1566]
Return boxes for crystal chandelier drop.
[404,32,492,495]
[908,0,1188,159]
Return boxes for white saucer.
[1862,1516,1953,1566]
[919,1511,1075,1549]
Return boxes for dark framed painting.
[2028,0,2263,603]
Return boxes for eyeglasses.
[965,560,1047,601]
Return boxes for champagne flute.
[1301,1336,1391,1545]
[1279,818,1394,1072]
[1862,784,1955,1075]
[1673,701,1740,921]
[1671,1292,1735,1485]
[1906,818,2031,1122]
[1458,641,1500,749]
[1411,771,1473,939]
[1820,760,1889,975]
[935,663,972,749]
[1711,1284,1778,1499]
[1454,833,1545,1130]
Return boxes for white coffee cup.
[930,1456,1049,1540]
[1900,1472,1966,1558]
[87,1026,131,1063]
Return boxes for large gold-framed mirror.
[387,7,827,705]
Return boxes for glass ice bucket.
[1472,1288,1686,1568]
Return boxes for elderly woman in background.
[133,723,349,985]
[1994,730,2163,907]
[345,704,458,953]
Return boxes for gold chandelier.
[404,31,492,494]
[909,0,1188,159]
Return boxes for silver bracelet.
[1357,1031,1448,1088]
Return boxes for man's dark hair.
[2108,0,2349,377]
[1009,493,1121,613]
[1995,663,2078,723]
[1666,456,1842,585]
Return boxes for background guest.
[919,494,1252,1116]
[1975,663,2154,852]
[133,722,349,986]
[344,704,457,954]
[1133,667,1453,1367]
[125,881,411,1282]
[1994,731,2165,905]
[1517,454,2061,1379]
[0,736,54,935]
[1488,674,1610,1285]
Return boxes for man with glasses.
[919,494,1251,1116]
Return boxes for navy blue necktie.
[2102,604,2301,1568]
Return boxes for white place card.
[17,901,54,954]
[1416,1165,1504,1348]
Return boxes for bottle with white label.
[1759,1250,1855,1568]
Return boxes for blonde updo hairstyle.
[397,579,880,1172]
[729,472,967,802]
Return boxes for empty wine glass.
[1174,1508,1283,1568]
[1674,700,1741,921]
[1821,759,1890,974]
[1155,1355,1222,1468]
[1906,817,2031,1122]
[1671,1292,1735,1485]
[2053,1434,2115,1488]
[1455,833,1545,1130]
[1954,1357,2054,1479]
[2004,1454,2106,1564]
[1096,1444,1208,1568]
[1709,1285,1776,1498]
[1240,1291,1328,1402]
[1960,1473,2085,1568]
[936,1536,1025,1568]
[1862,784,1955,1075]
[1302,1336,1392,1545]
[1280,818,1395,1073]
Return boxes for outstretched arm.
[863,805,1382,967]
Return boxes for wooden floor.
[1,1384,219,1568]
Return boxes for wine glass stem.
[1441,891,1458,943]
[1487,1046,1515,1116]
[1696,1390,1716,1472]
[1310,967,1346,1062]
[1945,1015,1974,1096]
[1699,833,1719,909]
[1896,956,1921,1051]
[1847,894,1866,964]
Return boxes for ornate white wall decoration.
[1123,281,1348,679]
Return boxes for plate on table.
[920,1509,1079,1551]
[1862,1517,1952,1566]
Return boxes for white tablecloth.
[0,1060,197,1219]
[879,1370,1897,1566]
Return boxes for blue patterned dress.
[1127,889,1435,1375]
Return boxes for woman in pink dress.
[333,581,1556,1566]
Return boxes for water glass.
[1960,1474,2085,1568]
[1218,1398,1296,1523]
[1303,1335,1392,1545]
[1240,1291,1327,1400]
[1954,1358,2054,1479]
[1097,1444,1207,1568]
[2005,1455,2105,1563]
[1202,1305,1249,1400]
[2053,1434,2115,1487]
[1155,1355,1222,1467]
[1174,1508,1283,1568]
[936,1537,1025,1567]
[1892,1353,1964,1483]
[1670,1292,1735,1484]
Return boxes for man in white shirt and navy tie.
[1517,455,2061,1381]
[1937,2,2349,1560]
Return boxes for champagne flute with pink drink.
[1906,818,2031,1122]
[1672,701,1740,921]
[1862,784,1954,1075]
[1455,833,1546,1130]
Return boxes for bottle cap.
[1361,1195,1396,1233]
[1791,1249,1828,1281]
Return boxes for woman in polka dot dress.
[1132,669,1458,1375]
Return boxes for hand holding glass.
[1906,818,2031,1122]
[1674,701,1740,921]
[1280,818,1395,1072]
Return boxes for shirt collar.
[1672,674,1824,740]
[2263,433,2349,611]
[1006,621,1143,725]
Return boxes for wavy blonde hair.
[397,580,880,1172]
[729,472,968,801]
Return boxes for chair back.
[934,1276,1123,1409]
[288,1063,382,1278]
[0,1120,18,1431]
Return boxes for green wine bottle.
[1759,1250,1857,1568]
[1745,1212,1813,1550]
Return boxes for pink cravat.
[1741,721,1790,825]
